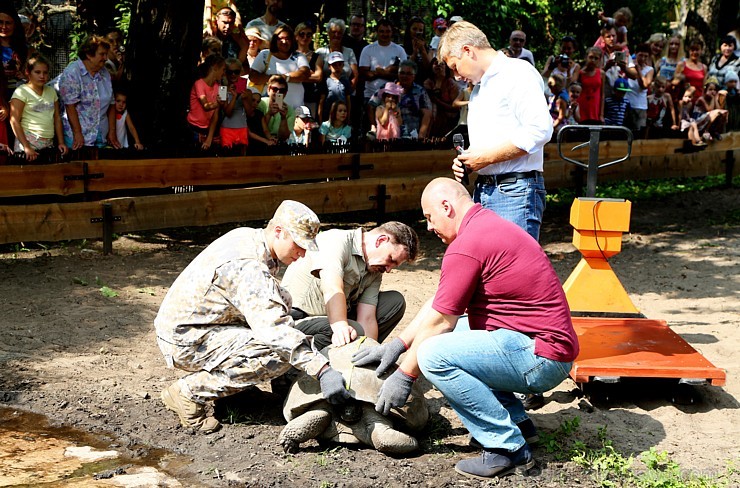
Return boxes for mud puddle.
[0,407,190,487]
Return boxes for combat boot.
[161,382,221,434]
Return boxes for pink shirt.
[433,204,579,362]
[187,78,220,129]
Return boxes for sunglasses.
[511,37,525,42]
[226,69,240,75]
[269,86,288,93]
[297,31,312,37]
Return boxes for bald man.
[508,30,534,65]
[353,178,578,480]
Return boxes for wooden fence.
[0,132,737,251]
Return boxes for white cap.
[295,105,313,119]
[327,51,345,64]
[449,15,463,23]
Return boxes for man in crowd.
[353,178,578,480]
[360,19,407,129]
[507,30,535,65]
[282,221,419,350]
[368,60,432,138]
[154,201,349,434]
[214,7,248,65]
[344,13,368,134]
[245,0,285,46]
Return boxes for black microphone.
[452,133,469,185]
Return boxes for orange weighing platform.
[557,125,726,390]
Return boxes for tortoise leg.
[357,405,419,455]
[278,407,332,453]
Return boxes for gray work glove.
[318,366,350,404]
[351,337,407,377]
[375,369,415,416]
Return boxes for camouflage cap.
[273,200,320,251]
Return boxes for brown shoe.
[161,382,221,434]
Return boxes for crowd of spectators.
[0,3,738,164]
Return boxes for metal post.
[586,128,602,198]
[102,203,114,255]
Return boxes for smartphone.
[275,93,284,109]
[614,51,626,63]
[218,85,228,101]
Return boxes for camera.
[556,54,569,68]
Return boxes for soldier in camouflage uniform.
[154,200,350,433]
[281,222,419,350]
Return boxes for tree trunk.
[127,0,203,149]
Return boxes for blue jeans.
[474,173,546,241]
[417,318,572,452]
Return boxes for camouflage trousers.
[294,290,406,350]
[157,325,293,404]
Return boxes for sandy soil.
[0,185,738,487]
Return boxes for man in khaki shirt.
[281,221,419,349]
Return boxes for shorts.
[219,127,249,147]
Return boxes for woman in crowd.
[423,57,459,137]
[249,24,309,109]
[402,16,432,83]
[707,35,740,90]
[658,35,683,82]
[56,35,114,150]
[316,18,358,94]
[0,5,27,95]
[577,46,605,124]
[646,33,666,71]
[674,39,707,99]
[294,22,323,118]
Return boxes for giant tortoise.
[279,337,429,455]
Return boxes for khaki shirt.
[154,227,327,377]
[282,228,382,316]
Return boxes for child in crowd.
[694,79,729,141]
[9,54,67,162]
[566,82,582,124]
[596,7,632,51]
[625,43,654,138]
[577,46,605,123]
[646,76,678,138]
[219,58,249,154]
[452,80,473,126]
[244,87,273,153]
[288,105,315,146]
[188,53,225,150]
[604,78,631,126]
[319,100,351,144]
[547,73,570,133]
[318,51,351,122]
[678,87,706,146]
[375,82,403,140]
[109,89,143,150]
[429,17,447,58]
[718,70,739,132]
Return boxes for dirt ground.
[0,184,738,487]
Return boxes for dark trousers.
[293,290,406,350]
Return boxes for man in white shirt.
[245,0,285,46]
[438,21,552,241]
[508,30,535,65]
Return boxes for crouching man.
[353,178,579,479]
[154,200,349,433]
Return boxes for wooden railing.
[0,133,737,250]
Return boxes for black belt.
[476,171,542,186]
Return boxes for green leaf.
[136,287,156,296]
[73,277,88,286]
[100,286,118,298]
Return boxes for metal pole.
[586,128,602,198]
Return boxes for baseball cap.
[725,70,739,83]
[295,105,313,119]
[449,15,463,24]
[327,51,345,65]
[434,17,448,29]
[272,200,320,251]
[614,78,631,92]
